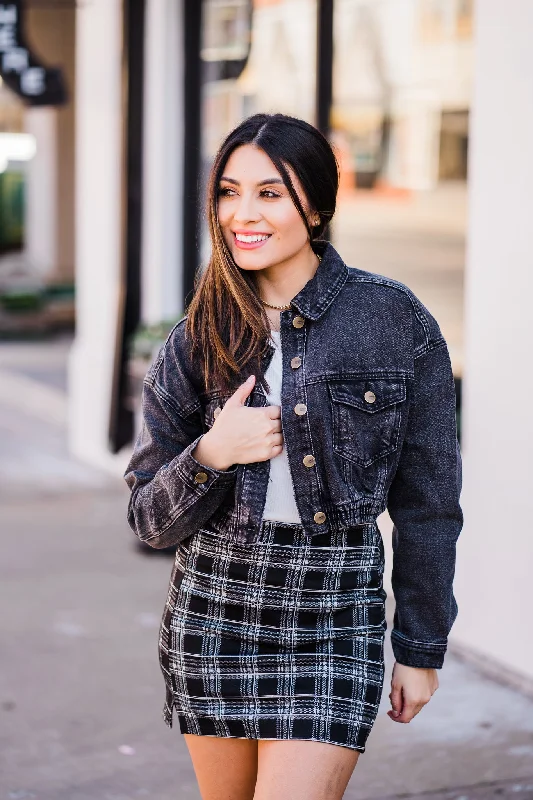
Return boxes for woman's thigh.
[184,734,258,800]
[254,740,359,800]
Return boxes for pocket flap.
[328,378,406,414]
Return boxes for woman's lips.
[232,232,272,250]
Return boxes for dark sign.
[0,2,67,106]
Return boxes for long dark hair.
[185,112,339,394]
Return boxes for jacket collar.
[289,240,349,321]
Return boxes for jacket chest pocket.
[327,378,406,467]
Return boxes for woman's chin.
[232,252,276,271]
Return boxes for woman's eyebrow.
[219,176,284,186]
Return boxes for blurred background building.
[1,0,531,717]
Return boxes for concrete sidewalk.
[1,336,533,799]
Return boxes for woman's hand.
[193,375,283,470]
[387,662,439,723]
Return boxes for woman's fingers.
[388,683,403,719]
[390,699,420,724]
[387,691,432,723]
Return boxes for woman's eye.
[260,189,281,198]
[217,187,235,196]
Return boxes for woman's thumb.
[227,374,255,405]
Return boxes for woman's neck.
[255,245,320,311]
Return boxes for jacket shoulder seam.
[414,337,447,360]
[142,317,200,420]
[346,272,435,351]
[143,316,188,386]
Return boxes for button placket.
[282,311,327,533]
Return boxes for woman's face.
[217,144,316,272]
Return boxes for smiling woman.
[124,112,462,800]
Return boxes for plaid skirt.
[159,519,387,753]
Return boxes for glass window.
[331,0,474,377]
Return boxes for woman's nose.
[232,192,261,223]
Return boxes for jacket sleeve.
[124,343,238,550]
[386,328,463,669]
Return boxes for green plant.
[0,287,44,312]
[129,315,185,361]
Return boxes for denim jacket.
[124,240,463,670]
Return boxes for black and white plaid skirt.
[159,519,387,753]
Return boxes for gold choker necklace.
[260,253,322,311]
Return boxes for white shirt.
[261,330,302,523]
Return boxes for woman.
[124,113,463,800]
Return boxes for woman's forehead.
[221,145,302,190]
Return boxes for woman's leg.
[184,734,258,800]
[254,740,359,800]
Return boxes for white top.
[261,330,302,523]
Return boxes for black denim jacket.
[124,240,463,670]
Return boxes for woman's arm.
[124,348,238,550]
[387,335,463,670]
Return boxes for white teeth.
[235,233,270,243]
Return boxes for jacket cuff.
[391,629,447,669]
[175,434,238,491]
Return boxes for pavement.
[2,208,533,798]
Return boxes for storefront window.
[331,0,474,377]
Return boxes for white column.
[141,0,184,325]
[68,0,128,472]
[452,0,533,686]
[24,107,58,277]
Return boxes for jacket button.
[364,390,376,404]
[213,406,222,419]
[290,356,302,369]
[314,511,326,524]
[294,403,307,416]
[292,315,305,328]
[303,454,316,468]
[194,471,208,483]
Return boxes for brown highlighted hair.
[185,113,339,394]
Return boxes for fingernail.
[393,711,399,717]
[247,375,254,382]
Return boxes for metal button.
[292,315,305,328]
[194,471,208,483]
[294,403,307,416]
[303,454,316,468]
[213,406,222,419]
[290,356,302,369]
[314,511,326,524]
[364,390,376,404]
